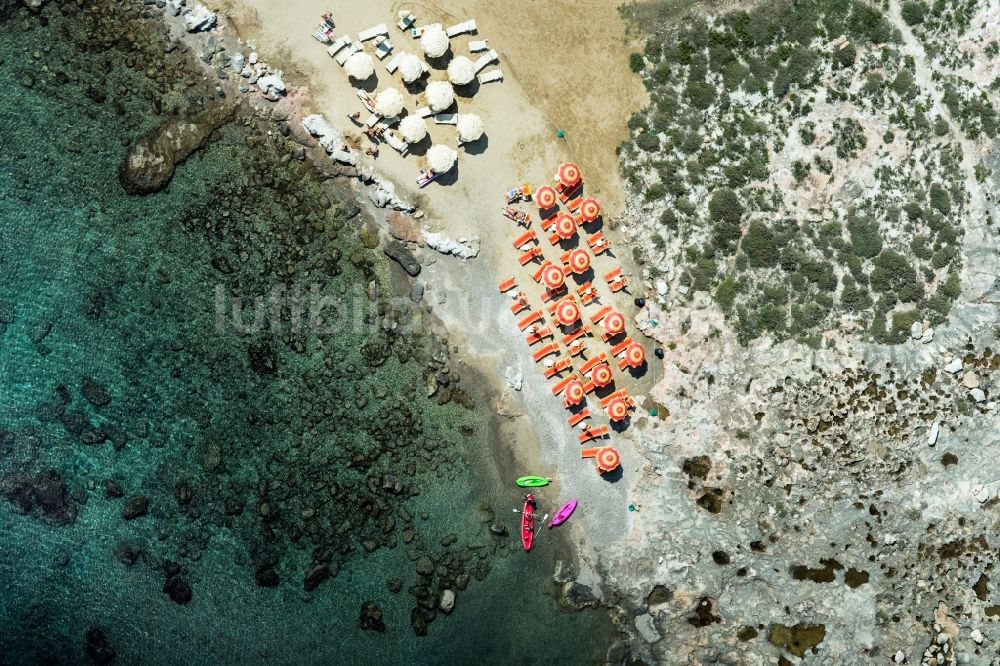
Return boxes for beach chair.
[610,337,635,357]
[478,68,503,84]
[567,197,582,213]
[502,207,531,226]
[358,23,389,42]
[498,277,517,293]
[314,25,335,44]
[558,183,581,204]
[551,374,576,396]
[582,379,597,394]
[383,130,408,155]
[590,305,612,324]
[579,353,608,378]
[531,261,552,283]
[512,230,537,249]
[532,343,559,363]
[468,39,489,52]
[588,232,611,255]
[385,52,402,73]
[356,89,376,111]
[335,43,361,66]
[433,113,458,125]
[473,50,498,73]
[567,408,590,425]
[540,216,556,232]
[541,286,567,303]
[576,282,598,305]
[364,113,380,128]
[517,310,543,331]
[600,389,628,409]
[567,339,587,357]
[518,247,542,265]
[579,426,609,444]
[605,268,628,292]
[526,326,553,345]
[563,325,590,346]
[544,357,572,378]
[415,106,433,118]
[397,11,416,32]
[548,230,575,245]
[446,19,477,37]
[327,35,351,57]
[374,39,394,59]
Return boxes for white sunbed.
[468,39,489,53]
[378,115,401,129]
[473,49,498,73]
[478,67,503,84]
[313,26,335,44]
[410,23,441,39]
[358,23,388,42]
[385,52,402,73]
[416,106,432,118]
[397,11,416,32]
[375,39,393,59]
[364,113,380,127]
[433,113,458,125]
[384,130,409,155]
[326,35,351,57]
[335,43,361,66]
[445,19,477,38]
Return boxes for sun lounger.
[433,113,458,125]
[358,23,389,42]
[532,343,559,363]
[605,267,623,282]
[567,196,581,212]
[558,182,581,204]
[600,389,628,408]
[518,246,542,265]
[567,408,589,425]
[314,26,335,44]
[327,35,351,57]
[579,426,609,444]
[416,169,438,188]
[563,325,590,346]
[397,11,416,32]
[541,286,567,303]
[548,231,573,245]
[609,278,628,293]
[567,339,587,357]
[335,43,361,66]
[511,298,530,316]
[383,130,408,155]
[590,305,612,324]
[577,282,597,305]
[512,230,537,249]
[502,207,531,226]
[526,327,553,345]
[468,39,489,52]
[532,261,552,283]
[374,39,393,59]
[357,89,376,111]
[385,52,402,73]
[410,23,441,39]
[498,277,517,293]
[551,375,576,396]
[415,106,433,118]
[364,113,380,127]
[544,357,572,378]
[446,19,477,37]
[611,337,635,357]
[473,50,498,73]
[478,68,503,84]
[517,310,543,331]
[588,232,611,255]
[377,115,401,129]
[540,216,555,232]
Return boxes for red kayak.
[521,494,536,551]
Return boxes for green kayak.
[516,476,551,488]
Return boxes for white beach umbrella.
[420,26,450,58]
[426,81,455,112]
[457,113,484,143]
[447,56,476,85]
[398,53,424,84]
[345,52,375,80]
[399,115,428,143]
[374,88,405,117]
[427,144,457,173]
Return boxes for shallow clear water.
[0,2,614,663]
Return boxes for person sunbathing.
[365,144,379,157]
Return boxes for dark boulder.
[303,563,331,591]
[121,495,148,520]
[81,376,111,407]
[255,565,279,588]
[358,600,386,633]
[383,240,421,276]
[84,627,115,664]
[163,577,192,605]
[1,469,76,524]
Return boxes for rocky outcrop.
[119,102,238,195]
[421,232,479,259]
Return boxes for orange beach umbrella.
[554,213,577,240]
[554,299,580,326]
[603,311,626,336]
[595,446,621,473]
[564,380,585,405]
[625,343,645,368]
[542,263,565,290]
[535,185,557,209]
[578,198,601,222]
[591,363,613,387]
[566,248,591,274]
[606,397,629,422]
[558,162,581,187]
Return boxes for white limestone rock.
[184,4,216,32]
[421,231,479,259]
[944,358,964,374]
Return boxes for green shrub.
[891,69,916,98]
[933,116,949,136]
[660,209,679,231]
[686,81,717,109]
[636,132,661,152]
[715,277,738,310]
[692,257,717,291]
[798,122,816,145]
[740,221,779,267]
[834,43,856,69]
[939,271,961,300]
[630,53,645,73]
[802,259,837,291]
[870,250,922,302]
[848,216,883,258]
[757,303,787,332]
[645,183,667,201]
[792,160,811,184]
[929,182,951,214]
[901,1,927,25]
[834,118,868,159]
[709,188,744,225]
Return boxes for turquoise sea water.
[0,2,614,663]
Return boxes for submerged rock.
[359,600,386,632]
[383,240,421,276]
[303,563,331,591]
[119,102,237,195]
[121,495,149,520]
[84,627,116,665]
[163,577,192,604]
[255,565,279,588]
[1,469,76,524]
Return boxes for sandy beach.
[203,0,653,591]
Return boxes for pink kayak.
[548,500,578,528]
